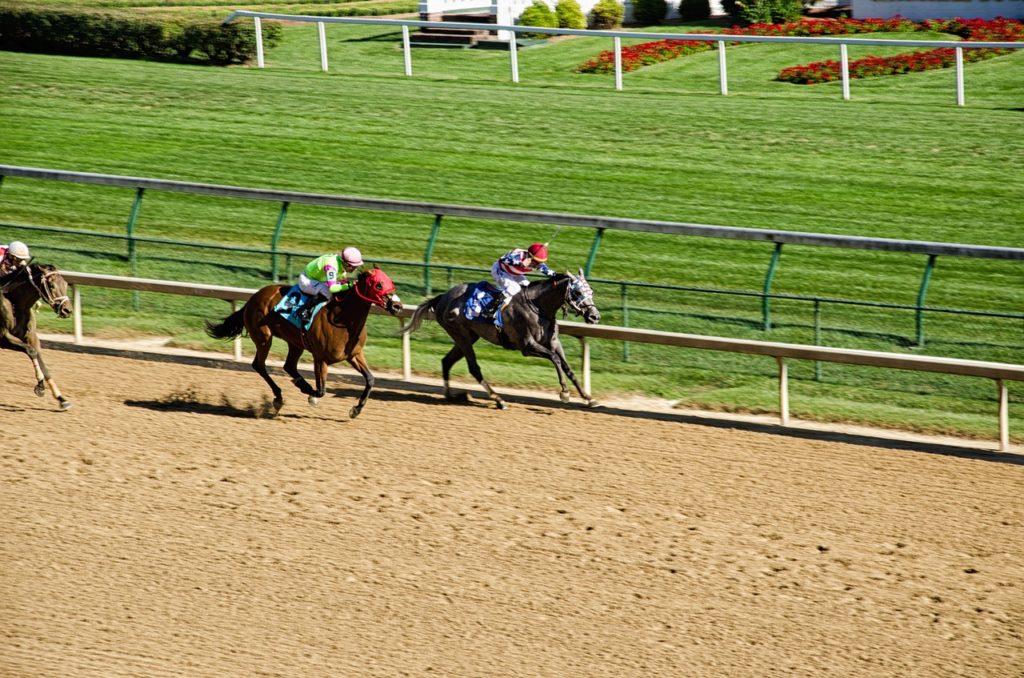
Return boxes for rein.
[23,267,70,309]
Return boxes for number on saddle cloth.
[464,281,501,322]
[273,285,328,331]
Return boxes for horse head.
[354,265,402,316]
[565,268,600,325]
[28,264,73,319]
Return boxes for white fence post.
[254,16,265,69]
[840,43,850,101]
[717,40,728,96]
[509,32,519,83]
[614,37,623,91]
[318,21,328,72]
[580,337,591,396]
[401,318,412,380]
[777,356,790,426]
[955,47,965,107]
[231,300,243,361]
[402,26,413,76]
[997,379,1009,452]
[72,285,82,344]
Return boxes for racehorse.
[399,269,601,410]
[204,266,402,419]
[0,263,74,410]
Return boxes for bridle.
[563,276,595,317]
[15,265,71,311]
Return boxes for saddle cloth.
[464,281,501,322]
[274,285,328,331]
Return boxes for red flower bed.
[574,17,1023,80]
[778,18,1023,84]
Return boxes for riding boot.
[493,296,511,329]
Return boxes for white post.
[402,25,413,76]
[254,17,265,69]
[401,319,411,380]
[777,356,789,426]
[997,379,1009,452]
[840,43,850,101]
[580,337,591,396]
[232,300,242,361]
[614,37,623,92]
[955,47,965,107]
[318,21,328,72]
[717,40,728,96]
[509,31,519,84]
[72,285,82,344]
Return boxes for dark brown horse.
[0,263,74,410]
[205,266,402,419]
[399,269,600,409]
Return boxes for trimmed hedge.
[0,5,281,65]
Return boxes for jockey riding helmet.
[340,246,363,267]
[6,241,30,261]
[527,242,548,263]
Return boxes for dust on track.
[1,349,1022,677]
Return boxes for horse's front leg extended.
[346,352,374,419]
[31,350,72,410]
[523,338,596,407]
[309,358,329,408]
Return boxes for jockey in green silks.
[298,247,363,301]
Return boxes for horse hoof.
[273,398,284,413]
[308,396,320,408]
[446,391,470,403]
[349,405,362,419]
[559,391,571,404]
[586,399,600,408]
[59,399,73,411]
[495,400,509,410]
[34,383,45,397]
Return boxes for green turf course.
[1,14,1021,440]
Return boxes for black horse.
[400,269,601,409]
[0,263,74,410]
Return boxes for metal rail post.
[762,242,783,331]
[717,40,728,96]
[840,43,850,101]
[584,227,604,277]
[402,26,413,76]
[509,33,519,83]
[580,336,591,395]
[915,254,937,347]
[270,201,290,282]
[72,285,83,343]
[777,356,790,426]
[621,282,630,362]
[231,300,242,360]
[318,21,328,72]
[813,299,822,381]
[126,187,144,310]
[254,16,264,69]
[997,379,1009,452]
[614,37,623,91]
[423,214,442,296]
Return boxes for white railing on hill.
[223,11,1024,106]
[59,271,1023,451]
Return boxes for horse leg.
[249,333,284,414]
[282,343,315,397]
[440,344,470,402]
[345,352,374,419]
[461,343,507,410]
[1,330,70,409]
[523,338,598,407]
[308,358,329,408]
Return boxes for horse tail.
[397,295,441,336]
[205,306,247,340]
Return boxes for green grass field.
[1,8,1022,440]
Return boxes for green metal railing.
[2,165,1022,356]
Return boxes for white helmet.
[340,246,363,267]
[6,240,30,261]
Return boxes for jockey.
[490,242,555,327]
[0,240,31,278]
[296,246,363,321]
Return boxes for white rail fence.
[224,11,1024,106]
[59,272,1023,451]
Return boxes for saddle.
[464,281,502,323]
[274,285,328,331]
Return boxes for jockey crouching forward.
[296,246,363,323]
[0,240,31,280]
[489,242,555,328]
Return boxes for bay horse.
[204,266,402,419]
[399,269,601,409]
[0,263,74,410]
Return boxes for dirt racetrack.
[1,347,1022,677]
